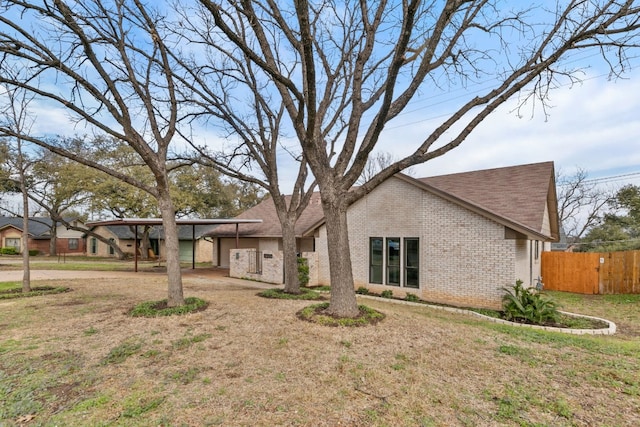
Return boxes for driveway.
[0,267,279,290]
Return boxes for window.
[404,238,419,288]
[68,238,79,250]
[386,238,400,286]
[369,237,383,284]
[534,241,540,260]
[90,238,97,254]
[369,237,420,288]
[109,238,115,255]
[6,238,20,251]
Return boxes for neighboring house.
[208,161,560,309]
[0,216,87,256]
[86,223,219,263]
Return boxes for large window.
[368,237,419,288]
[404,238,419,288]
[369,237,383,284]
[386,238,400,286]
[90,238,97,254]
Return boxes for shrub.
[501,280,560,325]
[380,290,393,299]
[404,293,420,302]
[355,287,370,295]
[28,250,39,256]
[0,247,18,255]
[297,257,310,287]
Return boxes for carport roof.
[85,218,262,227]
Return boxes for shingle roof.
[208,192,325,238]
[206,161,559,241]
[415,161,558,239]
[0,216,55,238]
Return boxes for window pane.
[387,266,400,285]
[405,267,419,288]
[387,238,400,266]
[387,238,400,285]
[68,238,78,250]
[404,238,419,288]
[369,237,383,284]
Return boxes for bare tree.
[0,66,36,292]
[556,168,616,246]
[0,0,191,306]
[174,8,316,294]
[198,0,640,317]
[358,152,414,185]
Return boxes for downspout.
[529,240,533,286]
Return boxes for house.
[207,161,560,309]
[86,222,220,263]
[0,216,87,256]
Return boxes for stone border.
[356,294,617,335]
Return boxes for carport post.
[235,223,239,248]
[192,224,196,269]
[134,224,138,273]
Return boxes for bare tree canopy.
[556,168,616,244]
[0,0,191,306]
[195,0,640,317]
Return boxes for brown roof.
[208,192,325,238]
[413,161,558,240]
[207,161,559,241]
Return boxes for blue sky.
[4,1,639,197]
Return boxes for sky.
[2,1,640,204]
[375,67,640,188]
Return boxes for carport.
[85,218,262,272]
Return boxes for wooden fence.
[542,250,640,294]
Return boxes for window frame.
[369,237,383,284]
[404,237,419,288]
[386,237,401,286]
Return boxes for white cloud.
[377,71,640,182]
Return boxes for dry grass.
[1,274,639,426]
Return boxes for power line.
[581,171,640,185]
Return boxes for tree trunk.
[50,231,58,256]
[321,194,359,318]
[281,217,300,294]
[157,191,184,307]
[21,192,30,293]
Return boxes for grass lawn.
[0,276,638,426]
[0,256,210,272]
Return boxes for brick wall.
[316,176,520,309]
[229,249,319,286]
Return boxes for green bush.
[28,250,39,256]
[297,257,310,287]
[0,247,18,255]
[355,287,370,295]
[380,289,393,299]
[502,280,560,325]
[404,293,420,302]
